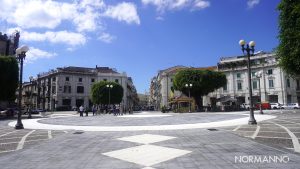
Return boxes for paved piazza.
[0,110,299,169]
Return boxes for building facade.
[0,31,19,56]
[150,66,186,109]
[150,52,300,110]
[22,66,138,111]
[211,51,300,106]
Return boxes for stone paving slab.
[0,129,299,169]
[38,113,246,126]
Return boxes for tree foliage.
[277,0,300,76]
[173,69,226,110]
[0,56,19,101]
[90,81,124,105]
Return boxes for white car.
[281,103,300,109]
[240,103,250,110]
[270,103,282,109]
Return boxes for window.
[171,78,173,82]
[237,82,242,90]
[52,77,56,82]
[62,99,71,106]
[91,78,95,83]
[253,81,258,90]
[269,79,274,88]
[236,73,241,78]
[267,69,273,75]
[63,86,71,93]
[223,83,227,91]
[297,80,300,90]
[251,72,256,78]
[77,86,84,93]
[79,78,82,82]
[287,78,290,88]
[66,77,69,81]
[115,79,119,83]
[52,86,56,94]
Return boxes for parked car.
[254,102,271,110]
[30,108,46,114]
[240,103,250,110]
[0,108,16,118]
[72,106,78,111]
[282,103,300,109]
[270,103,282,109]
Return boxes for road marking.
[251,125,260,139]
[253,136,293,139]
[0,138,48,145]
[0,131,17,137]
[0,149,16,154]
[232,125,241,131]
[273,119,300,125]
[48,130,52,139]
[16,130,35,150]
[271,122,300,153]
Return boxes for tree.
[0,56,19,102]
[90,81,124,105]
[277,0,300,76]
[173,69,226,111]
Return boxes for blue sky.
[0,0,280,93]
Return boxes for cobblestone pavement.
[0,110,299,169]
[0,116,67,155]
[38,113,245,126]
[221,110,300,154]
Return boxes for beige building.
[22,66,138,111]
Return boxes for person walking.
[79,105,84,117]
[85,106,89,116]
[92,105,96,116]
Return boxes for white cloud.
[104,2,140,25]
[142,0,210,12]
[22,30,87,46]
[194,0,210,10]
[1,0,141,47]
[98,32,116,43]
[0,0,76,29]
[156,16,165,21]
[247,0,260,8]
[26,47,57,63]
[0,0,136,33]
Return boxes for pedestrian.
[85,106,89,116]
[79,105,84,117]
[92,105,96,116]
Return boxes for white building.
[150,52,300,110]
[23,66,138,111]
[209,51,300,106]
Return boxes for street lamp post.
[106,84,113,106]
[255,71,264,114]
[28,76,35,119]
[15,45,29,129]
[185,83,193,113]
[239,40,257,125]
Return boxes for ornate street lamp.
[185,83,193,113]
[239,40,257,125]
[255,71,264,114]
[15,45,29,129]
[106,84,113,106]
